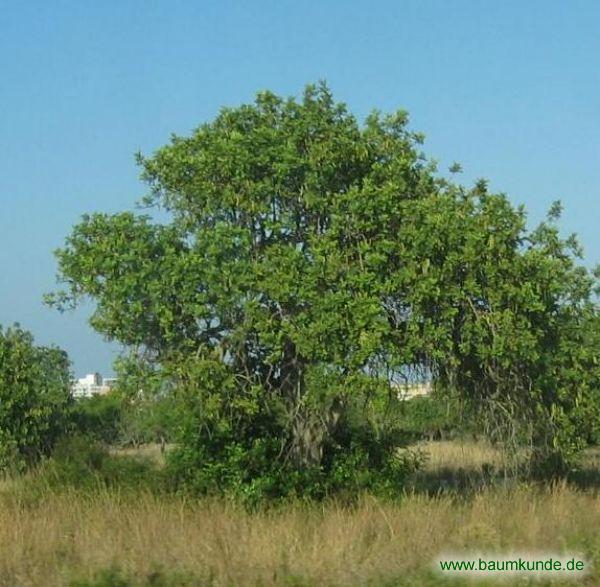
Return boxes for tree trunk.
[288,397,345,469]
[290,415,325,468]
[279,338,345,469]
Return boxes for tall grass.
[0,442,599,586]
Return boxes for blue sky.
[1,1,599,377]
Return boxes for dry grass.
[405,439,522,495]
[0,442,599,586]
[109,443,171,466]
[418,440,506,471]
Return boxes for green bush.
[119,395,181,448]
[70,393,124,445]
[165,380,421,504]
[0,324,72,472]
[70,384,181,450]
[396,395,467,441]
[166,437,417,505]
[36,436,163,493]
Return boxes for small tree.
[48,83,599,495]
[0,324,72,471]
[71,392,124,445]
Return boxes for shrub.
[70,392,124,445]
[165,377,421,504]
[70,383,181,450]
[0,324,71,472]
[36,435,163,493]
[396,394,468,441]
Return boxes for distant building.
[71,373,116,398]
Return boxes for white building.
[71,373,116,398]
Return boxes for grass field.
[1,441,599,586]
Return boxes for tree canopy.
[0,324,72,471]
[48,83,599,495]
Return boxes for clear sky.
[1,1,599,377]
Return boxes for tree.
[70,392,124,445]
[0,324,72,471]
[48,83,599,494]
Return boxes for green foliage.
[35,435,162,493]
[165,374,420,503]
[45,435,109,489]
[0,324,72,472]
[104,354,181,447]
[70,362,181,449]
[120,394,181,448]
[71,393,124,445]
[396,395,465,441]
[48,83,599,494]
